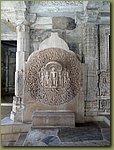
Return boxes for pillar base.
[10,96,24,122]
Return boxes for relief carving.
[40,61,69,88]
[100,99,110,112]
[100,71,110,96]
[25,48,82,106]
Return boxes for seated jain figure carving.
[11,32,84,124]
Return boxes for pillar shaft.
[17,24,30,60]
[10,23,30,122]
[15,24,30,97]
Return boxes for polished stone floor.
[22,121,110,146]
[1,105,110,147]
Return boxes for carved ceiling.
[1,1,110,28]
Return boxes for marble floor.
[19,121,110,146]
[1,105,110,147]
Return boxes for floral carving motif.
[25,48,82,105]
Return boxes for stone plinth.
[32,111,75,128]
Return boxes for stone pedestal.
[32,111,75,128]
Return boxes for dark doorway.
[1,41,17,102]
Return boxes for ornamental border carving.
[25,48,82,106]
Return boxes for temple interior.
[1,1,110,147]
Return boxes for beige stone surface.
[22,97,78,122]
[1,125,13,134]
[32,111,75,127]
[1,133,19,142]
[1,123,31,134]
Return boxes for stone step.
[32,111,75,128]
[14,133,27,146]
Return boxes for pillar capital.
[16,23,30,32]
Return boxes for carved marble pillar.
[10,23,30,122]
[98,25,110,114]
[15,24,30,97]
[16,24,30,60]
[83,24,99,116]
[83,24,98,100]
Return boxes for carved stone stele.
[20,33,85,123]
[25,48,82,106]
